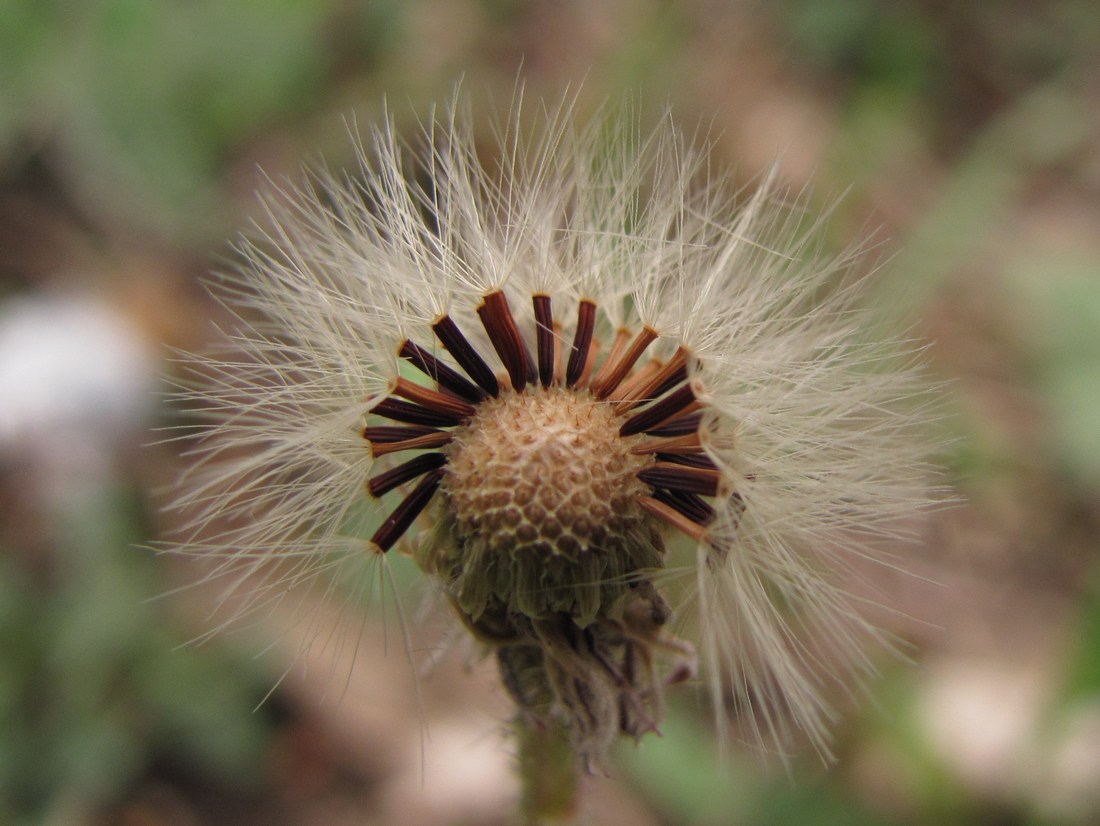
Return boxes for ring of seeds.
[362,289,724,570]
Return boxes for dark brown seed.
[370,468,445,552]
[400,339,486,402]
[637,461,722,497]
[620,382,697,437]
[433,314,499,397]
[533,294,555,388]
[370,396,464,428]
[566,300,597,388]
[478,290,534,393]
[368,452,449,498]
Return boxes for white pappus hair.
[168,90,942,764]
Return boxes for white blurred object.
[379,717,517,826]
[0,291,156,497]
[919,651,1100,821]
[919,656,1044,798]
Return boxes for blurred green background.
[1,1,1099,824]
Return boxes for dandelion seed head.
[169,91,942,768]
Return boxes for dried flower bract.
[172,93,939,767]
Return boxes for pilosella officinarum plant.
[171,94,940,804]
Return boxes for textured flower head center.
[434,384,668,626]
[443,387,654,561]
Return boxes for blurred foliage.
[617,701,893,826]
[1007,254,1100,488]
[1065,572,1100,705]
[0,481,275,825]
[0,0,403,240]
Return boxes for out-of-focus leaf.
[1,0,403,240]
[0,481,276,820]
[617,702,752,825]
[1007,253,1100,488]
[1063,570,1100,703]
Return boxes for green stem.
[517,716,580,825]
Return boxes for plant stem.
[517,716,580,825]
